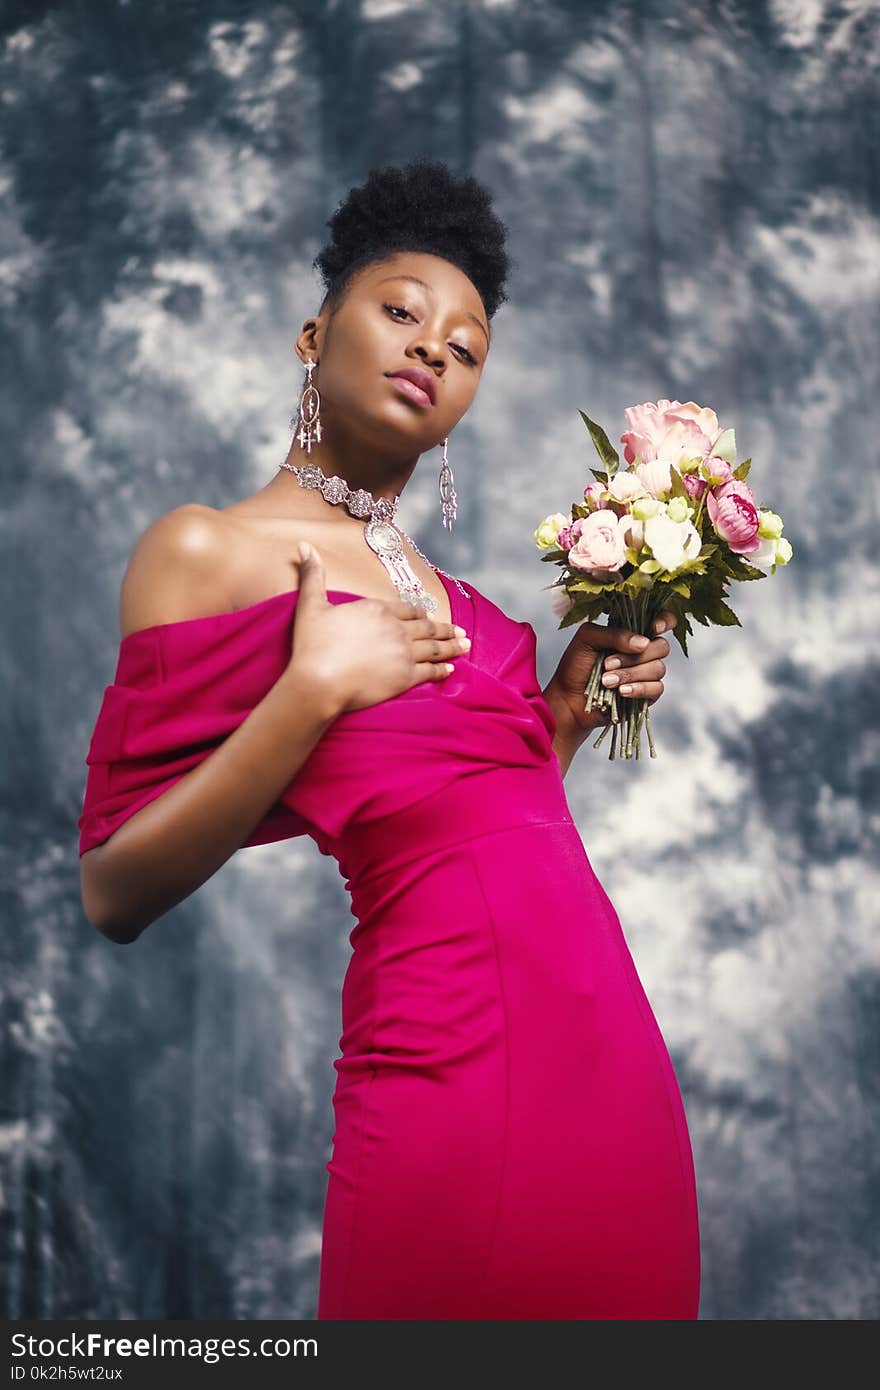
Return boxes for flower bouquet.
[535,399,793,760]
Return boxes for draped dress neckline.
[116,569,472,651]
[77,571,564,856]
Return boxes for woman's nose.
[408,340,442,369]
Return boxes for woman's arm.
[541,608,678,778]
[80,665,342,945]
[541,683,598,779]
[80,509,344,944]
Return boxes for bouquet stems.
[582,591,660,760]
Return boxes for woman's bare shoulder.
[118,503,241,639]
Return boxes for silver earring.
[438,436,458,531]
[291,356,322,453]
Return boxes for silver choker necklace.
[277,457,468,613]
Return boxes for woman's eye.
[383,303,477,365]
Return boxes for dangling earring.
[438,436,458,531]
[291,356,322,453]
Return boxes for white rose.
[635,456,673,497]
[619,512,645,551]
[535,512,570,549]
[606,470,645,502]
[750,536,777,571]
[643,512,701,574]
[550,585,575,618]
[751,535,793,571]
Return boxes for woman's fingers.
[585,622,652,653]
[398,603,471,664]
[602,663,666,701]
[585,616,675,658]
[616,677,664,701]
[651,610,677,634]
[601,655,665,689]
[604,632,670,671]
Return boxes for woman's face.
[298,251,490,452]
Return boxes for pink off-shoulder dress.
[78,571,701,1320]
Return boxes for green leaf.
[679,557,709,573]
[712,428,737,462]
[668,465,689,498]
[732,456,752,482]
[706,597,742,627]
[673,615,693,657]
[578,410,620,476]
[558,606,584,630]
[724,549,766,581]
[733,560,766,581]
[639,558,662,574]
[675,454,702,475]
[569,577,609,594]
[669,580,691,597]
[558,597,606,630]
[622,574,646,596]
[589,468,608,484]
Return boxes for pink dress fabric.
[78,571,701,1320]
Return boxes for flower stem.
[593,719,611,748]
[645,702,657,757]
[580,595,664,761]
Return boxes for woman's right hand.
[283,541,472,715]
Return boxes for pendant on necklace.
[363,515,439,613]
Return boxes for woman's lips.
[386,374,435,408]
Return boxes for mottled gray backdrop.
[2,0,877,1321]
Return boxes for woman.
[78,159,699,1319]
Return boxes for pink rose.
[635,456,673,498]
[583,481,608,508]
[665,400,721,445]
[621,398,721,468]
[618,512,645,551]
[606,471,645,503]
[620,399,676,464]
[557,515,586,551]
[568,509,628,576]
[706,480,761,554]
[683,472,707,501]
[703,455,733,485]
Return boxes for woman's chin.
[368,402,439,446]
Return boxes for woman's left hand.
[547,609,678,736]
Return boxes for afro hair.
[312,158,513,325]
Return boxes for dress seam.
[334,1067,377,1318]
[615,932,699,1248]
[346,815,574,888]
[468,843,511,1319]
[333,929,382,1319]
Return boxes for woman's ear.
[295,319,321,361]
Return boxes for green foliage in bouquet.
[535,402,793,757]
